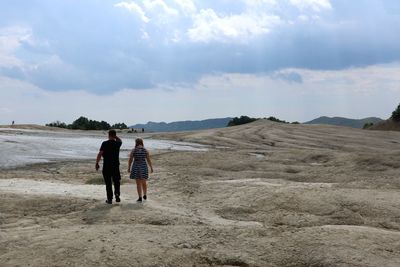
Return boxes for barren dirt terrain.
[1,120,400,267]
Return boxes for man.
[96,130,122,204]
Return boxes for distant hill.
[369,119,400,131]
[130,118,232,132]
[305,116,383,128]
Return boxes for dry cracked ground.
[1,120,400,267]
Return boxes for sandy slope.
[1,120,400,267]
[370,119,400,131]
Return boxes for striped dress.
[130,147,149,179]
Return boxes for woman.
[128,138,153,203]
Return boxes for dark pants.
[102,168,121,201]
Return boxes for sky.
[0,0,399,125]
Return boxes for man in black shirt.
[96,130,122,204]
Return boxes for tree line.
[229,102,400,128]
[392,103,400,121]
[227,115,300,126]
[46,116,128,130]
[364,103,400,129]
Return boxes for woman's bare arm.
[146,151,153,173]
[127,151,134,173]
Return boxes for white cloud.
[289,64,400,93]
[142,0,179,16]
[113,1,332,44]
[244,0,277,8]
[0,26,32,68]
[289,0,332,12]
[188,9,281,43]
[141,29,150,40]
[173,0,197,15]
[115,2,150,23]
[1,63,399,124]
[0,107,13,114]
[298,15,309,21]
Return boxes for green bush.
[71,116,90,130]
[111,123,128,129]
[46,121,68,128]
[227,116,258,126]
[267,116,288,124]
[70,117,111,130]
[85,176,105,185]
[363,122,374,129]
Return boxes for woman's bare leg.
[142,180,147,196]
[136,179,142,198]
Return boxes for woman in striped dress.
[128,138,153,202]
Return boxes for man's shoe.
[143,195,147,201]
[136,197,143,203]
[105,200,112,204]
[116,196,121,203]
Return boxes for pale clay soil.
[1,120,400,266]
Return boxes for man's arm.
[115,135,122,143]
[95,151,103,171]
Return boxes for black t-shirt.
[100,139,122,170]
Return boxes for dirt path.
[1,120,400,266]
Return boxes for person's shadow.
[81,202,115,224]
[120,202,145,210]
[81,199,146,224]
